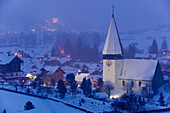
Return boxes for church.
[102,10,164,92]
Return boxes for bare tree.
[104,81,114,98]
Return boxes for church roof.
[103,14,123,55]
[119,59,158,81]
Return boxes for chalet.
[37,66,65,85]
[0,55,23,78]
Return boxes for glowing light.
[22,80,25,83]
[110,93,124,99]
[163,52,165,54]
[58,46,65,55]
[52,18,58,23]
[25,73,37,81]
[67,55,70,58]
[14,53,17,56]
[54,58,60,60]
[61,50,64,54]
[31,29,35,32]
[18,53,22,57]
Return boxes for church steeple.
[103,6,123,59]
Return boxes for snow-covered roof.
[135,54,150,58]
[119,59,158,81]
[43,66,59,75]
[94,93,107,99]
[0,55,16,64]
[21,57,43,74]
[59,58,71,64]
[103,15,123,55]
[135,53,156,58]
[62,66,77,74]
[75,72,92,82]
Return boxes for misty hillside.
[100,25,170,54]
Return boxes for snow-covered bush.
[24,101,35,110]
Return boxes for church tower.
[103,7,123,88]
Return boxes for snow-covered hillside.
[0,90,84,113]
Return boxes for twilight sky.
[0,0,170,33]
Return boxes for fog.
[0,0,170,33]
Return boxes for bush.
[24,101,35,110]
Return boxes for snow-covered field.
[0,90,84,113]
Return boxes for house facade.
[38,66,65,85]
[0,55,23,78]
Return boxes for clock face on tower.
[106,60,112,67]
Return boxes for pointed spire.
[112,3,115,17]
[103,5,123,59]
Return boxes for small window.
[139,81,141,87]
[131,81,134,87]
[122,81,125,86]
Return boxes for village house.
[37,66,65,86]
[0,55,23,79]
[75,69,94,87]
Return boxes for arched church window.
[122,81,125,86]
[139,81,141,87]
[131,81,134,87]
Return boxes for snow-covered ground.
[0,90,84,113]
[153,83,170,107]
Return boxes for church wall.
[119,79,152,92]
[115,60,123,88]
[152,62,164,92]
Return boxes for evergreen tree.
[32,81,37,89]
[80,78,92,96]
[24,101,35,110]
[66,73,75,85]
[86,79,92,96]
[64,38,73,56]
[57,80,67,98]
[92,43,100,61]
[51,46,56,57]
[66,73,77,95]
[127,44,136,58]
[76,38,83,59]
[80,77,86,95]
[159,93,165,106]
[3,109,6,113]
[161,38,168,51]
[70,81,78,95]
[149,39,158,54]
[27,88,30,94]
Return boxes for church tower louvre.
[103,7,123,88]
